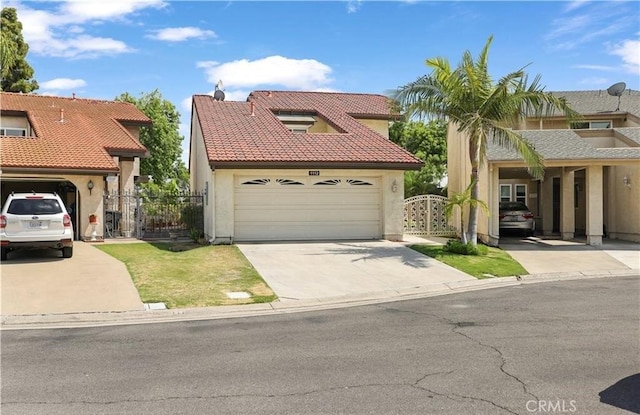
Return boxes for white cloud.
[196,55,333,90]
[609,38,640,74]
[181,96,193,112]
[13,0,166,59]
[40,78,87,90]
[578,77,610,86]
[563,0,589,13]
[572,64,617,72]
[346,0,363,13]
[148,27,217,42]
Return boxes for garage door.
[234,176,381,241]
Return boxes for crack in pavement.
[376,303,540,410]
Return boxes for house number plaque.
[308,170,320,176]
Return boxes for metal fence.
[403,194,458,237]
[103,190,204,240]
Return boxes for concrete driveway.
[1,242,144,315]
[499,236,639,274]
[237,240,475,301]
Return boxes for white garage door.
[234,176,381,241]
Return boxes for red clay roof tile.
[1,92,150,172]
[193,90,422,169]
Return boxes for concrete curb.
[2,270,637,330]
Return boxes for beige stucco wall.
[189,108,215,239]
[355,119,390,138]
[606,164,640,241]
[205,168,405,242]
[0,115,32,135]
[307,118,340,134]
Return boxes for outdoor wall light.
[623,176,631,188]
[87,180,94,195]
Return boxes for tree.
[1,7,38,93]
[393,36,578,245]
[390,119,447,198]
[115,90,189,191]
[444,179,488,244]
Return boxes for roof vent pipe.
[250,101,255,116]
[72,93,76,100]
[59,108,64,123]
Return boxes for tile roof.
[193,90,422,169]
[1,92,151,172]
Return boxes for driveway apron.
[1,242,144,315]
[499,237,639,274]
[237,240,475,301]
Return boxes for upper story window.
[274,112,317,133]
[0,127,28,137]
[571,120,612,130]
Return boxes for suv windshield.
[7,199,63,215]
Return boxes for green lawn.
[96,242,277,308]
[410,244,528,279]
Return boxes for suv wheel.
[1,247,7,261]
[62,247,73,258]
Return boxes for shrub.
[443,239,488,256]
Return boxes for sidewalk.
[2,269,636,330]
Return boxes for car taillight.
[0,215,6,229]
[63,214,71,227]
[522,213,534,219]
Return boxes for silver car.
[499,201,535,236]
[0,192,74,260]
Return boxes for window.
[515,184,527,204]
[275,113,316,133]
[501,183,527,205]
[500,184,512,202]
[0,127,28,137]
[570,120,612,130]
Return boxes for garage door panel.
[235,222,380,241]
[234,176,381,241]
[235,207,380,222]
[236,193,379,207]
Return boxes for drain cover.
[144,302,167,310]
[226,292,251,299]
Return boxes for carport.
[1,177,80,240]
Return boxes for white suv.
[0,192,74,261]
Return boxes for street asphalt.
[2,276,638,415]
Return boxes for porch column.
[560,168,575,240]
[488,166,500,246]
[541,176,554,236]
[585,165,603,245]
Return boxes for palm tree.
[444,179,488,244]
[393,36,578,245]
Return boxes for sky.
[5,0,640,164]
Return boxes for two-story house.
[447,89,640,245]
[189,90,423,243]
[0,92,151,240]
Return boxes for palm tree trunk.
[467,141,481,246]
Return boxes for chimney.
[250,101,255,116]
[59,108,65,123]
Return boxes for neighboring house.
[447,89,640,245]
[0,92,151,240]
[189,90,422,242]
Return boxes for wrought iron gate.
[103,190,204,240]
[403,194,457,237]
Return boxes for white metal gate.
[403,194,457,236]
